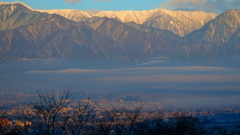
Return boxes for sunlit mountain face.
[0,2,240,110]
[1,2,240,63]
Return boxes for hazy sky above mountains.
[2,0,240,13]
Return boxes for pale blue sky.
[1,0,240,13]
[2,0,167,11]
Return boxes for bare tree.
[7,87,92,135]
[30,89,73,135]
[0,110,24,135]
[132,111,165,135]
[87,116,113,135]
[164,113,210,135]
[61,98,94,135]
[123,106,142,135]
[97,105,143,135]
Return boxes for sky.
[1,0,240,13]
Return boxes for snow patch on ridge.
[0,1,33,10]
[95,9,218,25]
[37,9,93,22]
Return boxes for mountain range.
[0,2,239,63]
[38,8,218,37]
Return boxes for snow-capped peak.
[0,1,33,10]
[94,8,218,25]
[37,9,93,22]
[94,9,163,24]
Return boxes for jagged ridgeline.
[0,2,239,62]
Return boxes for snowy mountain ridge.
[37,9,92,22]
[37,8,218,26]
[0,1,218,36]
[37,8,218,36]
[0,1,33,10]
[95,9,218,25]
[0,1,240,63]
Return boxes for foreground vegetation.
[1,88,240,135]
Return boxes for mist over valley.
[0,2,240,111]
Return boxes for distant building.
[14,121,32,127]
[119,99,125,103]
[0,118,12,126]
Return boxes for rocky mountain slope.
[37,9,92,22]
[38,8,218,36]
[0,3,184,61]
[185,9,240,44]
[0,2,48,32]
[0,2,239,63]
[95,9,217,36]
[0,14,125,61]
